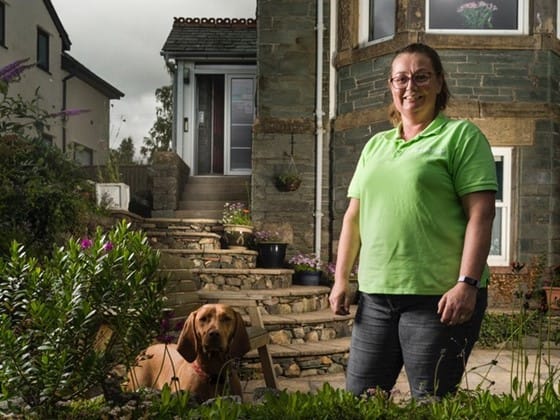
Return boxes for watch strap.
[458,275,480,288]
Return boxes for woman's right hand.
[329,280,350,315]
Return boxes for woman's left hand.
[437,282,478,325]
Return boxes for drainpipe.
[62,74,75,154]
[314,0,325,260]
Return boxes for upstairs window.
[427,0,528,35]
[488,147,512,267]
[358,0,396,46]
[0,2,5,47]
[37,28,49,71]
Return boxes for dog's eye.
[198,315,208,323]
[220,315,232,323]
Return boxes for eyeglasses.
[389,72,433,89]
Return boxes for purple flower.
[49,108,90,118]
[103,241,113,252]
[0,58,32,82]
[80,237,93,249]
[288,252,321,272]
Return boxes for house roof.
[61,53,124,100]
[161,17,256,62]
[43,0,71,50]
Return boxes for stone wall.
[252,0,332,260]
[151,151,190,218]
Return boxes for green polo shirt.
[348,114,498,295]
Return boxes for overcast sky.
[51,0,256,155]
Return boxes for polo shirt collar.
[393,113,448,142]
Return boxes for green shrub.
[0,221,167,417]
[0,59,94,258]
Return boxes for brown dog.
[127,304,251,402]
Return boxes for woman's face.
[389,52,442,124]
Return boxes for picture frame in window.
[426,0,528,35]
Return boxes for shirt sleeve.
[451,121,499,197]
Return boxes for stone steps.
[263,306,356,344]
[241,336,351,379]
[162,248,258,269]
[142,215,354,381]
[197,286,331,315]
[193,267,294,290]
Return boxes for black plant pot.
[257,243,287,268]
[293,270,322,286]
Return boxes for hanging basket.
[275,175,302,192]
[275,155,302,192]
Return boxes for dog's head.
[176,304,251,362]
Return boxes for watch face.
[459,276,479,287]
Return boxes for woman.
[329,43,497,399]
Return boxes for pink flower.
[80,237,93,249]
[103,241,113,252]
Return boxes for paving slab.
[243,347,560,402]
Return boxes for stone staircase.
[174,175,251,219]
[140,217,354,381]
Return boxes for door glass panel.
[230,149,251,171]
[229,77,253,172]
[231,125,252,147]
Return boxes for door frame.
[182,64,256,175]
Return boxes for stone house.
[0,0,123,165]
[162,0,559,274]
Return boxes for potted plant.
[221,201,253,250]
[254,230,288,268]
[275,173,302,192]
[95,151,130,210]
[274,154,302,192]
[289,252,322,286]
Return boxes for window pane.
[490,207,503,256]
[231,125,252,148]
[369,0,395,41]
[429,0,519,31]
[230,149,251,170]
[37,29,49,70]
[494,156,503,201]
[0,3,5,46]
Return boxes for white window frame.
[488,147,512,267]
[557,0,560,39]
[426,0,528,35]
[358,0,396,47]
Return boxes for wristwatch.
[458,275,480,288]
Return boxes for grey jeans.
[346,289,487,399]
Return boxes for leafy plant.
[288,252,321,272]
[275,172,302,192]
[457,1,498,29]
[0,221,167,417]
[254,230,284,244]
[0,59,94,258]
[222,201,252,226]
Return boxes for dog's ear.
[229,310,251,358]
[176,310,198,362]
